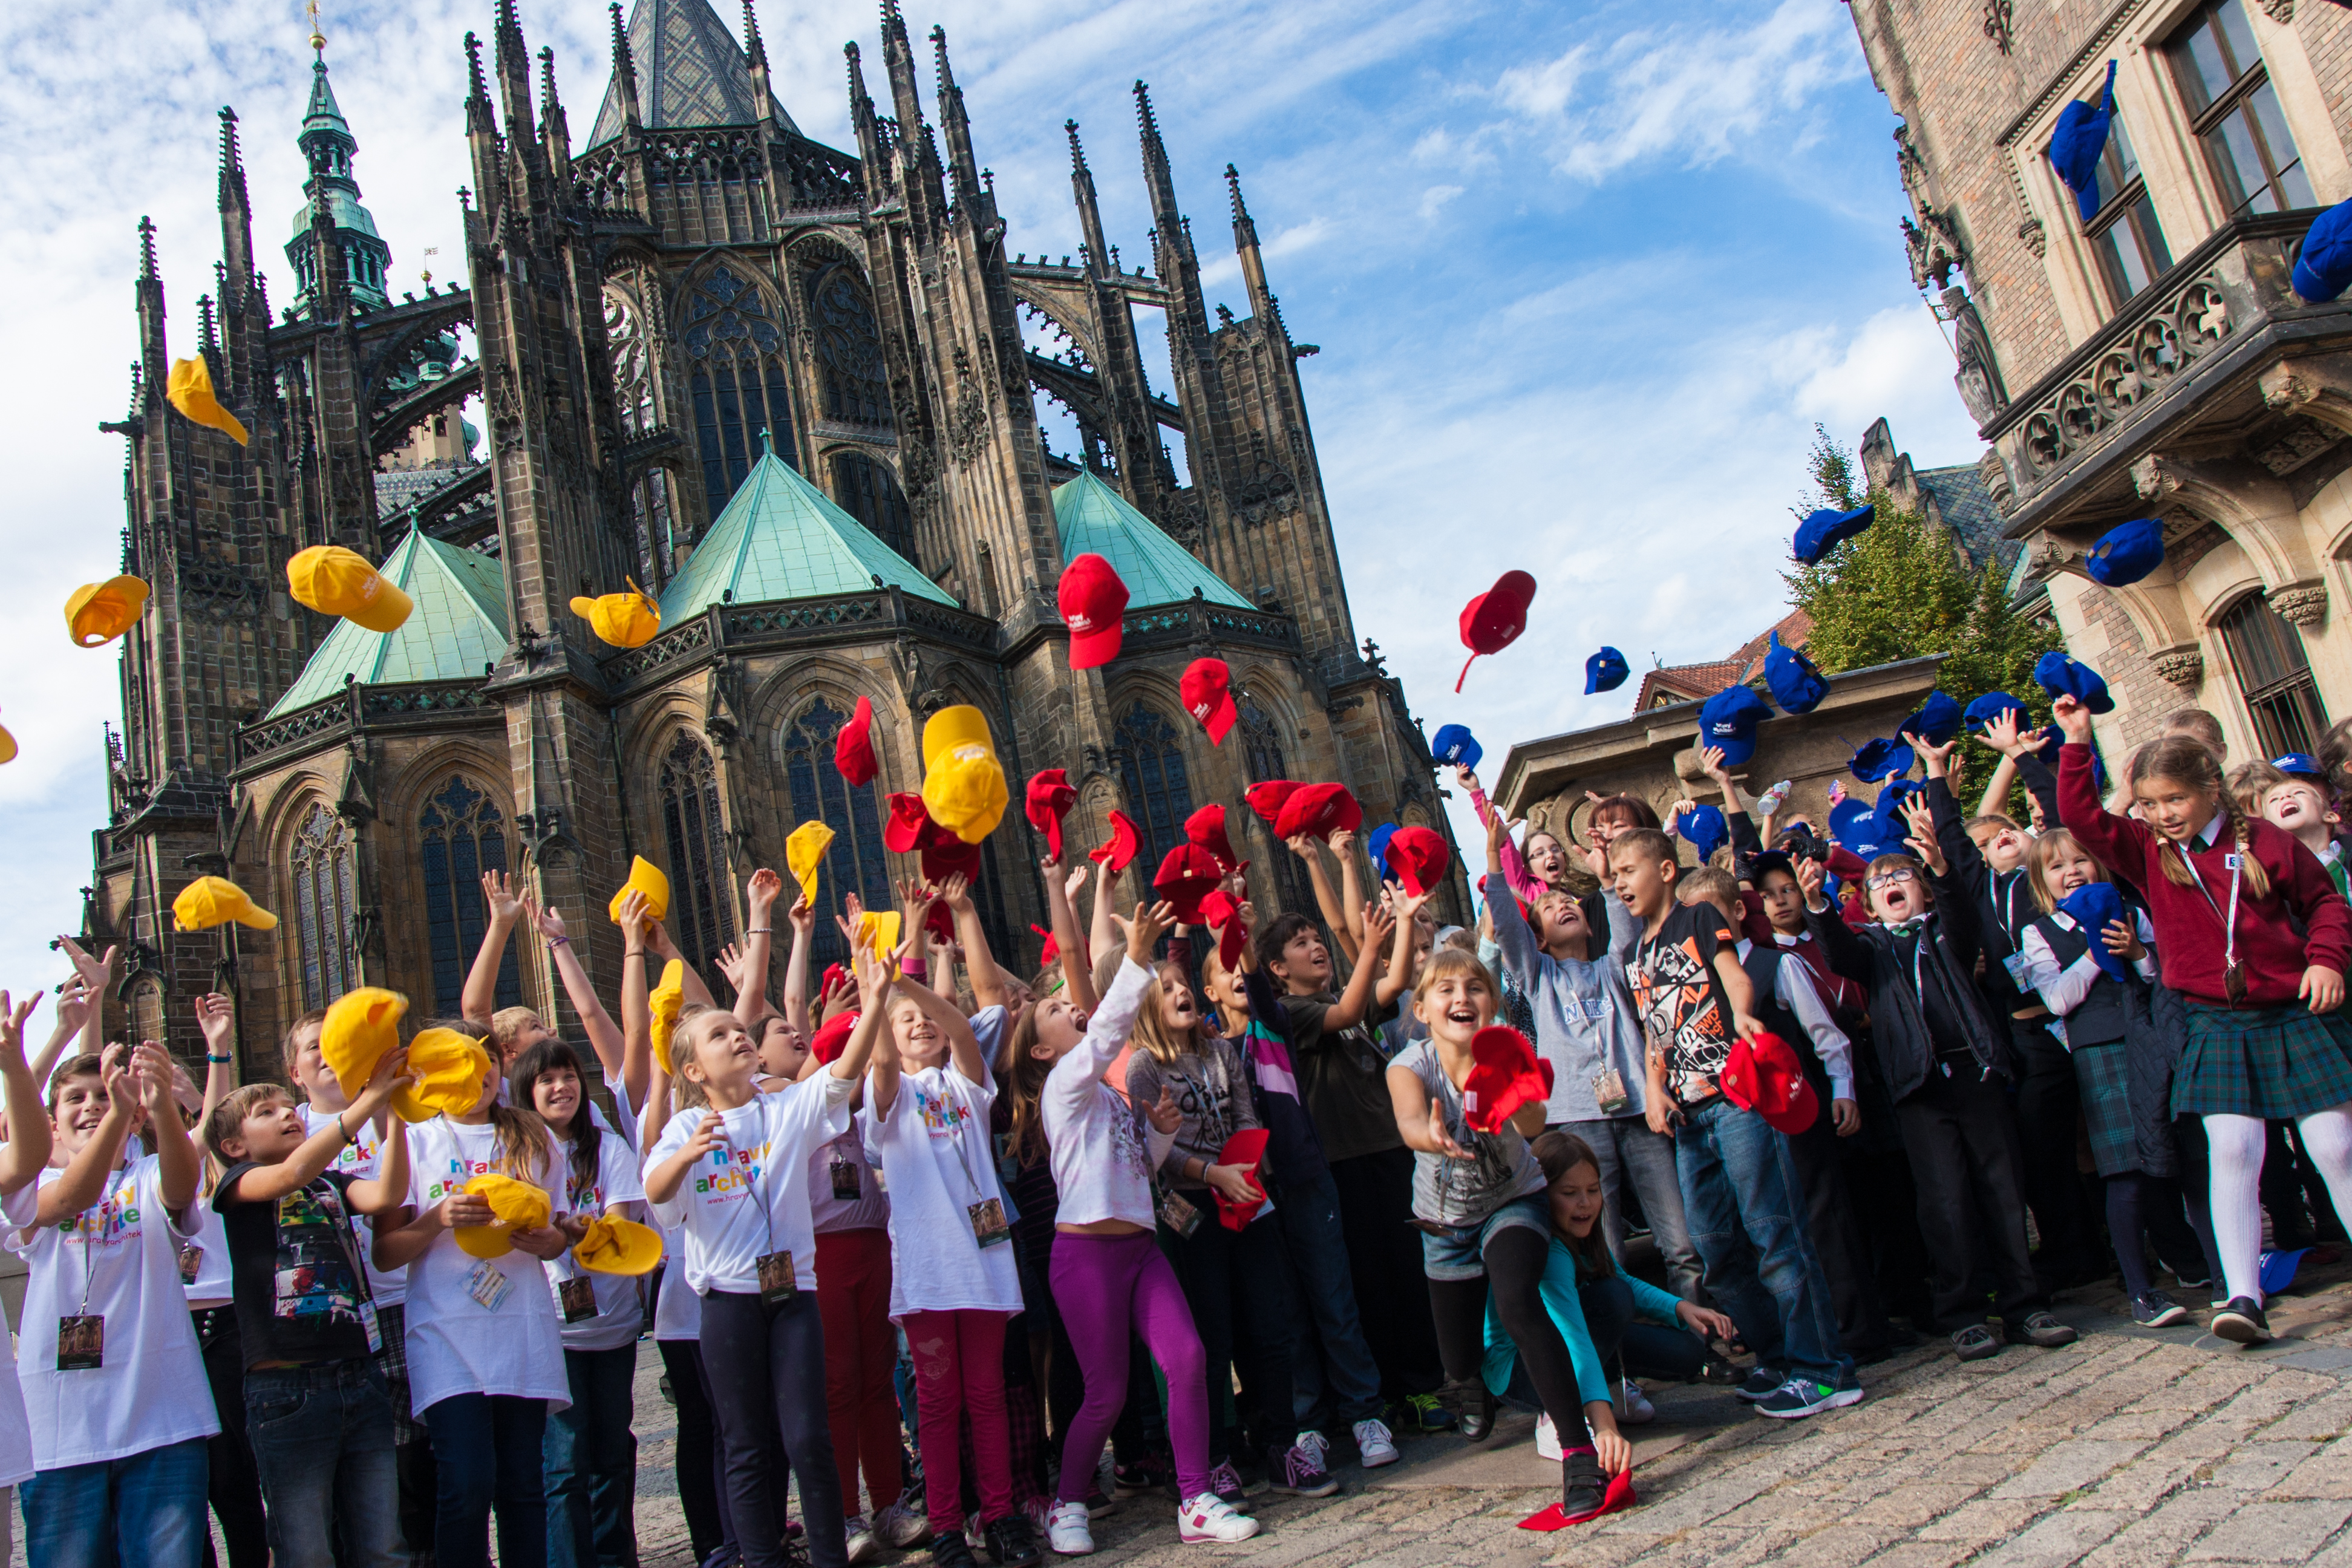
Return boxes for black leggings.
[700,1289,848,1568]
[659,1338,728,1564]
[194,1307,268,1568]
[1426,1225,1590,1448]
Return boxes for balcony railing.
[232,677,498,774]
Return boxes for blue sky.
[0,0,1984,1006]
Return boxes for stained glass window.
[685,265,798,511]
[1238,700,1308,915]
[831,452,916,563]
[419,776,519,1016]
[781,698,895,970]
[659,733,737,981]
[806,266,892,426]
[291,803,359,1011]
[1116,707,1195,878]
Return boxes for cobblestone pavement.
[630,1259,2352,1567]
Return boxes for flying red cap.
[1185,804,1240,873]
[1720,1031,1818,1136]
[923,900,955,944]
[1197,889,1248,973]
[1460,1025,1550,1134]
[1058,554,1129,669]
[834,694,877,787]
[1244,779,1303,825]
[1214,1128,1272,1230]
[1025,768,1078,860]
[810,1010,859,1065]
[916,817,982,883]
[1030,923,1061,967]
[1089,809,1140,873]
[1180,658,1237,745]
[820,962,851,998]
[1455,569,1537,691]
[1274,782,1363,843]
[1386,825,1451,898]
[1153,844,1223,924]
[884,792,929,854]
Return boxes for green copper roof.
[303,59,353,143]
[268,531,509,717]
[288,190,381,244]
[659,436,955,621]
[1051,469,1252,609]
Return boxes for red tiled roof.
[1630,609,1812,713]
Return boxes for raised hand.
[56,936,117,998]
[939,873,975,913]
[1145,1083,1181,1134]
[788,890,814,936]
[0,991,39,1067]
[531,900,570,943]
[50,976,90,1043]
[2051,693,2094,745]
[746,868,783,921]
[1065,863,1091,903]
[481,870,525,925]
[618,889,653,953]
[713,944,750,993]
[195,993,235,1057]
[1126,900,1177,960]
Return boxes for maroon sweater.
[2057,742,2351,1006]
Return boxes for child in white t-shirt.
[0,991,54,1564]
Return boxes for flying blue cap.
[1586,647,1630,694]
[2275,753,2326,783]
[1430,724,1483,772]
[1792,503,1876,566]
[1964,691,2025,736]
[2034,650,2115,714]
[2295,197,2352,302]
[2086,518,2166,588]
[1828,798,1887,860]
[2259,1247,2310,1296]
[2048,60,2118,223]
[2057,883,2129,982]
[1851,737,1916,784]
[1698,684,1771,767]
[1367,823,1398,877]
[1900,690,1963,747]
[1677,803,1728,866]
[1763,630,1828,715]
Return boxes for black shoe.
[1695,1356,1742,1386]
[2010,1310,2079,1348]
[2134,1290,2189,1328]
[1561,1447,1605,1520]
[1434,1376,1496,1441]
[931,1532,979,1568]
[982,1513,1040,1567]
[1733,1365,1785,1403]
[1952,1324,2002,1361]
[2211,1296,2274,1345]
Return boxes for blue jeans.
[546,1343,639,1568]
[22,1436,209,1567]
[422,1393,549,1568]
[1674,1097,1853,1386]
[244,1359,403,1568]
[1415,1195,1551,1281]
[1269,1168,1386,1429]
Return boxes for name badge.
[968,1197,1010,1249]
[358,1298,383,1354]
[177,1243,203,1286]
[560,1276,598,1323]
[2002,950,2033,988]
[56,1314,103,1371]
[1157,1188,1203,1238]
[830,1160,861,1201]
[2225,854,2244,870]
[757,1250,798,1305]
[1591,1068,1628,1116]
[465,1259,512,1313]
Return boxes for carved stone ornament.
[2269,582,2330,628]
[1984,0,2015,51]
[2019,272,2235,479]
[2024,535,2077,583]
[2019,215,2047,259]
[1976,449,2017,515]
[2151,645,2206,688]
[2255,0,2293,21]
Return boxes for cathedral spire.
[1068,120,1109,280]
[846,41,883,171]
[540,47,573,182]
[1134,80,1189,269]
[288,39,390,313]
[742,0,766,67]
[494,0,537,146]
[218,106,249,217]
[931,26,979,206]
[1226,163,1276,329]
[744,0,774,124]
[136,217,167,399]
[607,4,642,134]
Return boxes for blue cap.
[2034,650,2115,715]
[2057,882,2129,982]
[2275,753,2326,783]
[1872,778,1922,843]
[1585,647,1630,695]
[1677,803,1728,866]
[1699,684,1771,766]
[1430,724,1483,772]
[1851,737,1916,783]
[1828,798,1887,860]
[2048,60,2118,223]
[1367,823,1398,877]
[1792,503,1876,566]
[2086,518,2166,588]
[1900,690,1963,747]
[1964,691,2025,736]
[1763,630,1828,715]
[2295,197,2352,302]
[2259,1247,2310,1296]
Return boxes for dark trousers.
[420,1393,548,1568]
[2012,1019,2097,1281]
[1500,1275,1708,1411]
[1327,1146,1443,1400]
[1425,1226,1590,1449]
[546,1342,638,1568]
[699,1289,848,1568]
[1894,1065,2047,1333]
[1161,1210,1301,1462]
[658,1340,727,1564]
[1783,1114,1895,1354]
[193,1306,269,1568]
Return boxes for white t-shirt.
[181,1194,234,1305]
[1041,959,1169,1229]
[14,1155,219,1469]
[863,1062,1021,1319]
[808,1124,890,1235]
[651,1216,702,1341]
[546,1126,648,1353]
[298,1104,408,1310]
[404,1119,570,1414]
[645,1074,854,1296]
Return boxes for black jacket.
[1809,869,2014,1103]
[1924,762,2057,1021]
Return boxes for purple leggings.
[1047,1229,1212,1503]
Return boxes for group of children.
[9,685,2352,1564]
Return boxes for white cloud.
[1417,184,1465,218]
[1789,304,1986,466]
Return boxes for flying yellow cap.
[855,910,902,962]
[569,580,662,649]
[608,855,671,925]
[786,820,835,910]
[64,576,150,648]
[573,1213,664,1276]
[920,706,1007,846]
[172,875,278,934]
[452,1173,552,1259]
[649,960,685,1068]
[165,356,249,446]
[287,545,413,633]
[319,987,408,1099]
[391,1027,495,1123]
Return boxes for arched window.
[2218,594,2329,757]
[831,452,915,563]
[1116,707,1195,875]
[659,734,737,980]
[806,265,892,426]
[290,803,359,1011]
[684,266,798,512]
[419,776,519,1016]
[1237,699,1309,915]
[780,698,895,970]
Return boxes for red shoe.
[1518,1469,1636,1530]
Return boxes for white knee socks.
[2203,1113,2265,1305]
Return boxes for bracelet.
[339,1113,358,1146]
[546,936,569,948]
[747,928,773,935]
[205,1054,232,1065]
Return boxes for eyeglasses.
[1866,867,1918,891]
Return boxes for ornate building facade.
[89,0,1446,1073]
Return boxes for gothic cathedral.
[89,0,1445,1074]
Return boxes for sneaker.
[1952,1324,2002,1361]
[2012,1310,2079,1348]
[1618,1377,1656,1426]
[1022,1497,1056,1542]
[2134,1290,2189,1328]
[984,1512,1042,1567]
[659,1371,676,1406]
[878,1495,933,1549]
[1559,1446,1606,1518]
[1396,1392,1456,1432]
[1434,1376,1496,1440]
[932,1535,979,1568]
[1754,1374,1855,1420]
[1111,1456,1171,1498]
[1176,1492,1261,1544]
[1206,1460,1248,1505]
[1044,1500,1094,1556]
[1350,1418,1400,1469]
[1696,1356,1742,1386]
[1268,1439,1339,1497]
[1733,1364,1785,1403]
[2211,1295,2274,1345]
[1535,1412,1563,1461]
[845,1515,883,1566]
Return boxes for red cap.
[1274,782,1363,843]
[834,695,877,787]
[1719,1031,1818,1136]
[1089,809,1140,873]
[1185,803,1241,873]
[1153,844,1223,924]
[884,792,929,854]
[1197,889,1247,973]
[1058,554,1129,669]
[810,1010,859,1065]
[1244,779,1302,825]
[923,900,956,945]
[1455,569,1537,692]
[1030,923,1060,967]
[1214,1128,1272,1230]
[916,817,982,883]
[1386,825,1451,898]
[820,962,851,999]
[1180,658,1237,745]
[1460,1025,1550,1134]
[1025,768,1078,860]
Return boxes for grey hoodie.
[1483,871,1650,1123]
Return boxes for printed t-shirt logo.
[693,1138,770,1198]
[1633,936,1732,1100]
[913,1083,970,1138]
[63,1181,142,1243]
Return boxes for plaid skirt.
[2173,1002,2352,1119]
[2071,1040,2140,1177]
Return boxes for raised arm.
[31,1060,137,1229]
[1460,768,1545,905]
[1289,835,1357,966]
[925,874,1001,1013]
[732,869,783,1026]
[1330,828,1370,959]
[534,900,636,1111]
[1324,901,1396,1033]
[1376,886,1430,1007]
[54,938,116,1064]
[2051,695,2148,872]
[28,976,87,1103]
[226,1050,413,1207]
[463,871,527,1027]
[1484,869,1538,987]
[1797,857,1872,984]
[647,917,716,1009]
[136,1043,201,1215]
[1044,856,1099,1016]
[0,994,51,1194]
[195,993,238,1131]
[1086,860,1120,981]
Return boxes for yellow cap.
[608,855,671,925]
[855,910,902,962]
[64,576,150,648]
[391,1027,494,1123]
[648,959,685,1067]
[172,875,278,934]
[452,1172,552,1259]
[319,987,408,1099]
[0,724,17,766]
[921,705,1008,846]
[922,704,993,772]
[287,545,414,633]
[165,356,250,446]
[786,820,835,909]
[569,580,662,649]
[573,1214,664,1276]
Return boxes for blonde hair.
[489,1007,543,1060]
[1129,960,1201,1067]
[2131,734,2270,900]
[279,1010,328,1082]
[1410,945,1497,1010]
[2227,759,2287,816]
[2024,828,2106,915]
[667,1002,724,1109]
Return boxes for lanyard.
[2177,836,2244,975]
[912,1074,987,1203]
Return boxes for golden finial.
[306,0,327,56]
[421,246,438,288]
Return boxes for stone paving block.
[2079,1486,2244,1567]
[1991,1439,2151,1498]
[2184,1499,2352,1560]
[2275,1445,2352,1500]
[2269,1347,2352,1375]
[2267,1391,2352,1442]
[1971,1508,2134,1568]
[2210,1440,2322,1492]
[1852,1543,1979,1568]
[1916,1495,2055,1545]
[1847,1481,1990,1529]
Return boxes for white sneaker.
[844,1514,883,1565]
[1047,1498,1094,1556]
[1352,1417,1400,1468]
[1619,1377,1657,1426]
[875,1495,931,1549]
[1535,1412,1563,1461]
[1177,1492,1262,1543]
